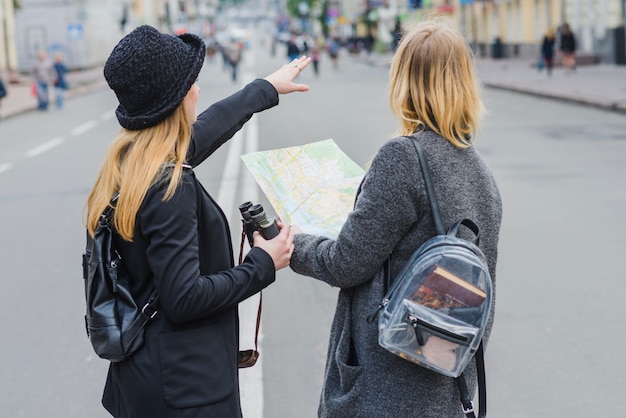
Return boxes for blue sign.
[67,23,83,40]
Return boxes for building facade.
[0,0,17,75]
[428,0,625,63]
[328,0,625,63]
[1,0,625,74]
[9,0,214,73]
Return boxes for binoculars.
[239,201,280,245]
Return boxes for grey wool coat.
[290,132,502,418]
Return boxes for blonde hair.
[389,19,485,148]
[85,105,192,241]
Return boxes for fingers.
[290,55,311,72]
[287,56,311,79]
[280,223,295,246]
[251,223,296,270]
[251,230,263,247]
[284,84,309,93]
[280,224,296,263]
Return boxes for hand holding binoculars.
[238,202,280,245]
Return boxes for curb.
[351,52,626,115]
[481,81,626,114]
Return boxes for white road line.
[6,117,103,170]
[238,111,264,418]
[25,137,64,158]
[72,120,98,136]
[216,130,244,219]
[241,113,259,205]
[0,163,13,174]
[101,111,115,121]
[223,73,263,418]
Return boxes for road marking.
[4,115,105,173]
[240,73,263,220]
[101,111,115,121]
[72,120,97,136]
[241,111,259,204]
[0,163,13,174]
[216,129,244,219]
[25,137,64,157]
[221,73,263,418]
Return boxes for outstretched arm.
[188,56,312,166]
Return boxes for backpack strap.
[383,136,445,293]
[104,191,161,346]
[124,163,195,338]
[457,342,486,418]
[448,218,481,246]
[407,136,487,418]
[122,289,159,350]
[407,136,445,236]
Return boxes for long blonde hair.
[389,19,485,148]
[85,105,192,241]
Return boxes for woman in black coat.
[85,25,311,417]
[541,27,556,75]
[559,22,577,73]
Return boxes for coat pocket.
[321,291,364,415]
[159,327,234,409]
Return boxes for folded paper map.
[241,139,365,239]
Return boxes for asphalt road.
[1,26,626,418]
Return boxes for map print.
[241,139,365,239]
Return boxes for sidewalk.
[360,53,626,114]
[0,67,107,119]
[474,57,626,113]
[2,55,626,119]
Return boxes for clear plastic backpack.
[377,220,492,378]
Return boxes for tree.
[286,0,313,19]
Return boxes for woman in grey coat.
[290,20,502,417]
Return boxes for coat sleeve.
[187,78,279,167]
[290,139,422,288]
[138,174,276,324]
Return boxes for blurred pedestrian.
[289,19,501,417]
[391,18,403,53]
[31,50,57,111]
[53,52,69,109]
[87,24,311,417]
[540,28,556,76]
[224,40,244,82]
[0,75,6,118]
[217,41,229,71]
[286,33,301,62]
[205,39,217,63]
[311,41,320,77]
[559,23,577,74]
[328,36,340,69]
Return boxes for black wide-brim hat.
[104,25,206,130]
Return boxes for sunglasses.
[238,349,260,368]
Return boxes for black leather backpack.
[82,193,159,362]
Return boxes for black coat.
[541,36,555,60]
[560,32,576,53]
[102,79,279,417]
